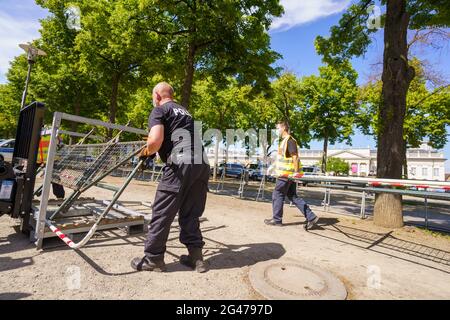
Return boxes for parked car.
[249,163,276,182]
[0,139,15,162]
[302,166,322,176]
[84,155,95,162]
[300,166,322,186]
[246,163,260,180]
[218,163,245,179]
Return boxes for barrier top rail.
[58,112,148,136]
[294,175,450,189]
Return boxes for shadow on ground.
[0,256,34,272]
[309,224,450,274]
[164,239,286,273]
[0,292,32,300]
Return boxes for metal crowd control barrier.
[256,174,267,202]
[33,112,149,249]
[226,173,450,231]
[294,176,450,231]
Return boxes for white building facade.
[299,144,447,181]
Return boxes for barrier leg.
[216,169,225,192]
[35,112,61,249]
[360,191,366,219]
[256,175,266,201]
[46,160,144,249]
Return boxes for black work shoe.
[264,219,282,226]
[131,256,166,272]
[180,247,209,273]
[304,216,319,231]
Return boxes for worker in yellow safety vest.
[36,132,65,199]
[37,134,51,165]
[264,120,319,230]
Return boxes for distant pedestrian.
[264,120,319,230]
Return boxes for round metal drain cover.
[249,258,347,300]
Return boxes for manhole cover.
[249,258,347,300]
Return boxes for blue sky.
[0,0,449,170]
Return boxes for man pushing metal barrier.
[130,82,211,273]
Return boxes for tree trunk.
[374,0,415,228]
[108,72,120,138]
[181,43,196,109]
[321,136,329,173]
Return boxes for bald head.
[152,82,174,107]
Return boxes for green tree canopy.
[359,57,450,152]
[319,157,350,176]
[136,0,284,108]
[301,62,359,172]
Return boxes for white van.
[302,166,322,176]
[0,139,15,162]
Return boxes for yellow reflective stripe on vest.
[275,135,296,177]
[38,135,51,164]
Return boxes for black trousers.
[272,178,316,223]
[144,163,210,259]
[52,183,65,199]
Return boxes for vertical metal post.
[256,174,266,202]
[326,187,331,213]
[360,190,366,219]
[34,112,62,249]
[216,168,225,192]
[322,182,331,212]
[238,172,245,198]
[424,196,428,229]
[21,62,33,110]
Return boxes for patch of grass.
[417,227,450,240]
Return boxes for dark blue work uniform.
[144,101,210,260]
[272,138,316,223]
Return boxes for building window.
[433,168,439,177]
[422,167,428,177]
[410,167,416,176]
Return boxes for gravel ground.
[0,177,449,300]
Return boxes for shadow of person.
[308,217,340,230]
[0,256,33,272]
[0,292,32,300]
[282,217,339,228]
[0,228,35,256]
[165,242,286,272]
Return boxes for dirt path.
[1,178,449,300]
